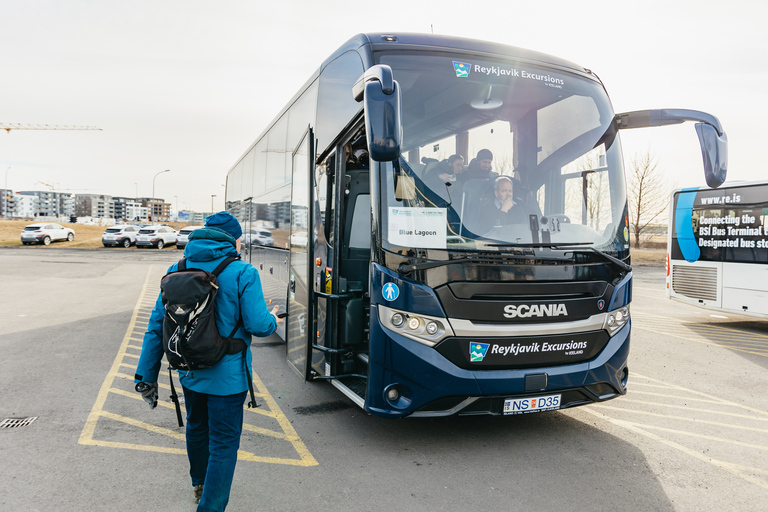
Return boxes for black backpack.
[160,256,258,425]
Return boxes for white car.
[176,225,204,249]
[245,228,274,247]
[102,225,140,248]
[21,223,75,245]
[290,231,308,247]
[135,225,177,249]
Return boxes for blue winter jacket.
[134,227,276,395]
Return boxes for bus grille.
[672,265,717,301]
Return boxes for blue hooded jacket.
[134,227,277,395]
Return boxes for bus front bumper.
[364,309,630,418]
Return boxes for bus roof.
[353,32,589,74]
[671,179,768,195]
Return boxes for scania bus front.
[356,43,726,417]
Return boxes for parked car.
[20,223,75,245]
[289,231,308,247]
[176,225,204,249]
[102,225,140,248]
[135,225,177,249]
[245,228,274,247]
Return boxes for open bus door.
[285,128,315,380]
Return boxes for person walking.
[134,211,281,511]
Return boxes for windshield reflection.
[377,51,628,257]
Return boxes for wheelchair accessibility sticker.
[382,282,399,301]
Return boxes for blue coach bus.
[225,33,727,418]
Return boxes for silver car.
[176,225,204,250]
[21,223,75,245]
[135,225,177,249]
[102,225,140,248]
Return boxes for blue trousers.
[183,387,247,512]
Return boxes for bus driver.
[482,175,528,229]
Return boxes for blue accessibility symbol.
[382,282,400,302]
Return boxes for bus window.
[315,51,364,155]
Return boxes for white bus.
[667,180,768,318]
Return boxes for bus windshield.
[375,51,627,256]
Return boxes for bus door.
[285,128,314,379]
[328,140,370,389]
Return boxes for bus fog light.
[607,315,616,326]
[407,317,420,330]
[426,321,438,335]
[387,388,400,401]
[391,313,405,327]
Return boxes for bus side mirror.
[353,65,402,162]
[616,108,728,188]
[695,123,728,189]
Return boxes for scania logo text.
[503,304,568,318]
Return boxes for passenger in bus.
[424,154,464,190]
[481,175,529,228]
[461,148,497,183]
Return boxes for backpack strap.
[177,258,186,271]
[211,255,240,277]
[168,367,184,427]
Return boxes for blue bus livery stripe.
[675,190,701,263]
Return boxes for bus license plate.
[503,394,561,415]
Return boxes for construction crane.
[36,181,55,191]
[0,123,102,133]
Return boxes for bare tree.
[627,149,669,248]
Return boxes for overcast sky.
[1,0,765,212]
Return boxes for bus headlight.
[603,306,630,336]
[378,304,454,347]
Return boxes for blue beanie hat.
[204,211,243,240]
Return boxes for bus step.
[331,377,366,409]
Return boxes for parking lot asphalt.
[1,249,767,512]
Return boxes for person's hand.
[135,382,158,409]
[271,305,284,325]
[501,198,514,213]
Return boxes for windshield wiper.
[485,242,632,272]
[397,252,571,274]
[571,246,632,272]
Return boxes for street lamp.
[174,195,178,228]
[152,169,170,223]
[211,194,217,214]
[3,167,10,219]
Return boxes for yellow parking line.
[79,265,317,467]
[79,266,154,449]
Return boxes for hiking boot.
[193,484,203,504]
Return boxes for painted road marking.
[575,372,768,490]
[633,311,768,357]
[79,266,317,467]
